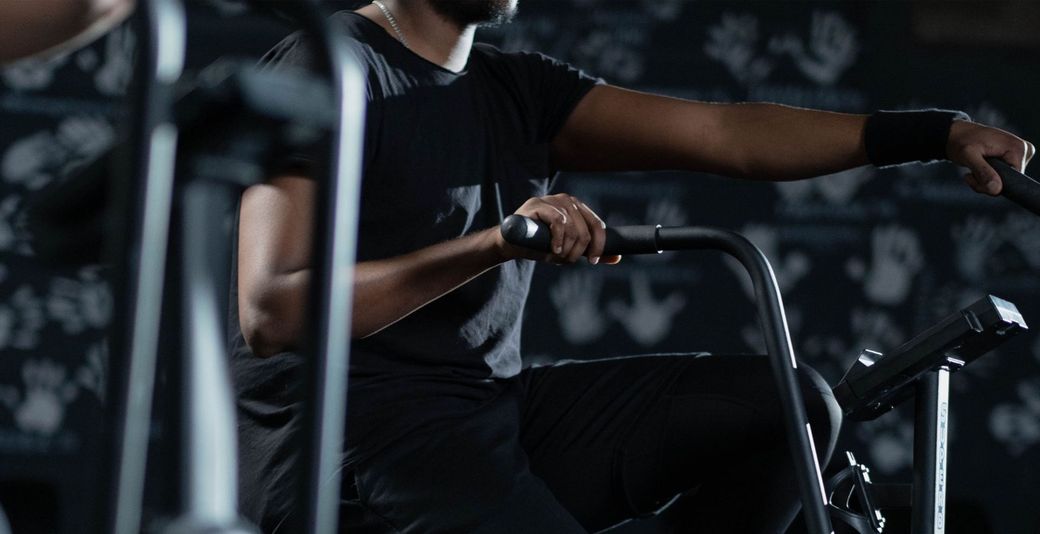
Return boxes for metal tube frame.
[655,226,834,534]
[283,4,366,533]
[107,1,185,533]
[911,367,951,534]
[164,180,252,534]
[102,2,364,533]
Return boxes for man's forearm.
[713,103,869,181]
[351,227,506,338]
[245,227,506,356]
[553,86,869,180]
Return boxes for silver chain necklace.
[372,1,409,49]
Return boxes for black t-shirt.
[230,11,601,529]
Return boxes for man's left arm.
[551,85,1035,195]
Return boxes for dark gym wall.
[0,1,1037,532]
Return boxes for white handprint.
[774,180,815,204]
[47,268,113,335]
[862,225,923,305]
[76,48,99,71]
[56,116,115,175]
[2,131,69,190]
[1002,212,1040,269]
[952,216,1001,281]
[575,30,645,83]
[9,285,46,350]
[769,11,859,86]
[1,53,69,90]
[815,166,873,204]
[13,359,79,436]
[857,414,914,474]
[967,102,1014,132]
[641,0,684,21]
[729,224,810,298]
[850,307,905,353]
[95,25,135,96]
[608,272,685,346]
[550,271,609,345]
[704,13,773,84]
[990,379,1040,456]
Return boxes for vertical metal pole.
[656,228,834,534]
[292,5,367,533]
[163,182,253,533]
[107,1,185,533]
[749,249,834,534]
[912,367,950,534]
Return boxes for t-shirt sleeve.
[502,50,605,144]
[257,30,376,176]
[260,31,316,74]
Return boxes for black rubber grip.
[986,157,1040,217]
[500,215,660,255]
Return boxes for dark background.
[0,1,1037,532]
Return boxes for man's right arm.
[237,174,611,357]
[0,0,134,64]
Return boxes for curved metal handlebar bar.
[501,215,834,534]
[987,157,1040,217]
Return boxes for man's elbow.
[240,301,300,358]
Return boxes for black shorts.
[337,353,841,534]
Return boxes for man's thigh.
[517,353,836,530]
[345,380,586,533]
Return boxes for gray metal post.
[912,368,951,534]
[109,1,185,533]
[161,182,256,534]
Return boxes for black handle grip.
[986,157,1040,217]
[500,214,661,255]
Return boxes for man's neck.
[357,1,475,73]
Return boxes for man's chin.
[428,0,518,27]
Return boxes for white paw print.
[12,359,78,436]
[989,379,1040,456]
[858,414,914,475]
[47,268,113,335]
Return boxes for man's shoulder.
[472,42,554,64]
[260,11,377,73]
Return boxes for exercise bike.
[500,158,1038,534]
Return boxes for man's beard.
[427,0,518,28]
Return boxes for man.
[232,1,1035,532]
